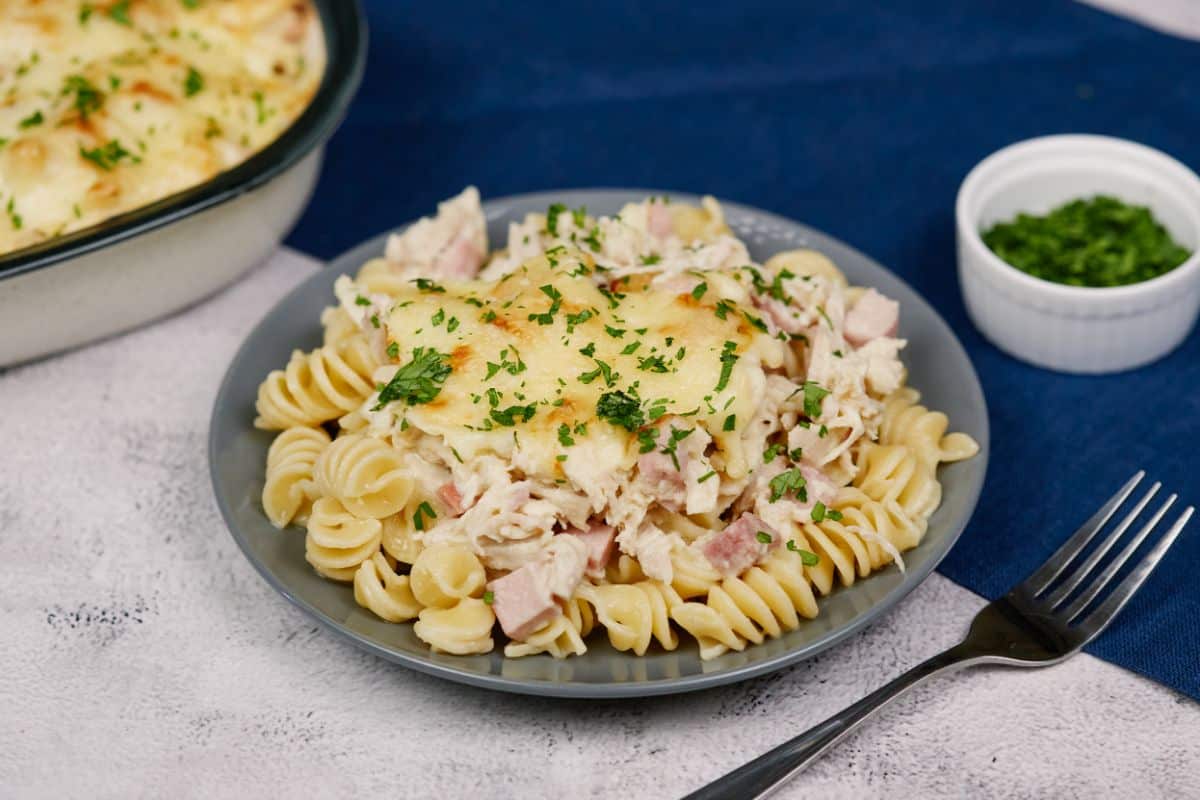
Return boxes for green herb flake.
[184,66,204,97]
[756,531,772,544]
[411,278,446,293]
[715,341,739,392]
[412,501,437,532]
[108,0,132,25]
[981,195,1192,287]
[787,540,821,565]
[596,390,644,432]
[697,470,717,483]
[386,341,399,359]
[768,469,808,503]
[372,348,452,410]
[18,111,44,129]
[802,381,830,420]
[482,590,494,605]
[79,139,135,171]
[763,444,781,463]
[557,423,575,447]
[691,282,708,300]
[722,414,736,432]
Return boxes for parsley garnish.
[528,284,563,325]
[763,444,782,463]
[788,447,803,461]
[596,390,644,432]
[446,316,460,333]
[742,310,769,333]
[482,590,494,605]
[756,531,772,544]
[431,308,445,326]
[557,423,575,447]
[604,325,625,338]
[714,299,734,320]
[546,202,566,236]
[373,347,451,410]
[579,342,596,358]
[714,341,739,392]
[565,309,593,332]
[386,342,399,359]
[63,75,103,120]
[18,111,43,129]
[768,469,808,503]
[413,501,437,532]
[636,428,658,453]
[722,414,736,431]
[697,470,717,483]
[621,341,642,355]
[640,253,661,266]
[79,139,135,171]
[411,278,446,293]
[661,427,692,470]
[787,540,821,565]
[184,66,204,97]
[691,282,708,300]
[582,226,602,252]
[108,0,132,25]
[802,381,830,420]
[637,355,669,373]
[490,404,536,427]
[354,295,371,306]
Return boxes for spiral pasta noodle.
[314,433,414,520]
[414,598,496,655]
[254,338,379,430]
[578,581,682,656]
[353,552,421,622]
[304,497,383,581]
[503,596,595,659]
[262,426,331,528]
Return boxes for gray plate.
[209,190,989,698]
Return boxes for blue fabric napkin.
[287,0,1200,699]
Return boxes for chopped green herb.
[715,341,739,392]
[636,428,658,453]
[546,202,566,236]
[369,315,380,329]
[981,195,1192,287]
[18,111,43,129]
[787,540,821,565]
[490,404,536,427]
[354,295,371,306]
[763,444,782,463]
[604,325,625,338]
[638,355,669,373]
[691,282,708,300]
[79,139,135,171]
[661,427,693,470]
[579,342,596,358]
[482,590,494,605]
[788,447,803,461]
[723,414,736,432]
[620,341,642,355]
[756,531,773,544]
[80,3,94,23]
[714,299,734,320]
[640,253,661,266]
[697,470,717,483]
[802,381,830,420]
[811,501,827,522]
[184,66,204,97]
[372,347,452,410]
[431,308,446,326]
[768,469,808,503]
[412,501,437,531]
[596,390,644,432]
[63,75,104,120]
[557,423,575,447]
[108,0,132,25]
[482,309,497,323]
[411,278,446,293]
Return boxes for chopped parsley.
[565,309,594,332]
[787,540,821,565]
[636,428,658,453]
[431,308,445,326]
[490,404,536,427]
[742,310,769,333]
[412,501,437,532]
[578,342,596,358]
[372,347,451,410]
[714,341,739,392]
[763,443,782,463]
[661,427,693,470]
[557,423,575,447]
[354,295,371,306]
[446,316,460,333]
[788,447,804,461]
[184,66,204,97]
[691,282,708,300]
[768,469,808,503]
[482,590,494,606]
[637,355,669,373]
[723,414,736,432]
[528,284,563,325]
[63,75,104,120]
[411,278,446,293]
[484,347,526,379]
[385,341,399,359]
[756,531,773,544]
[604,325,625,338]
[802,381,830,420]
[545,202,566,236]
[714,299,735,320]
[596,390,644,432]
[108,0,132,25]
[620,341,642,355]
[18,111,43,129]
[640,253,661,266]
[79,139,136,171]
[697,470,717,483]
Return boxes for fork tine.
[1043,482,1161,606]
[1022,471,1144,594]
[1077,506,1194,639]
[1061,494,1176,621]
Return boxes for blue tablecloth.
[288,0,1200,699]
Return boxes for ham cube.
[437,482,466,517]
[568,523,617,576]
[488,565,559,640]
[647,202,674,239]
[702,513,779,577]
[431,234,484,281]
[843,289,899,347]
[800,463,839,508]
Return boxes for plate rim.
[209,188,990,698]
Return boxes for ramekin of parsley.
[956,134,1200,374]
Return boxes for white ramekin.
[956,134,1200,374]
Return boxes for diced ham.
[702,513,779,576]
[647,202,674,239]
[437,482,466,517]
[637,449,687,512]
[753,294,807,335]
[800,463,839,508]
[431,234,484,281]
[567,523,617,576]
[843,289,899,347]
[488,566,559,640]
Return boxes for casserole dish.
[0,0,367,367]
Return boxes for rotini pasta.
[256,190,978,661]
[262,426,330,528]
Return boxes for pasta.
[255,189,979,660]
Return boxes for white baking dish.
[0,0,367,368]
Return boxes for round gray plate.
[209,190,989,698]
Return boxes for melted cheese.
[383,252,786,482]
[0,0,325,255]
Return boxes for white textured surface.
[1,249,1197,799]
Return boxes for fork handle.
[683,643,978,800]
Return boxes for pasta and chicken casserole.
[255,189,978,660]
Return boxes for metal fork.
[684,471,1193,800]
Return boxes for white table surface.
[2,247,1197,799]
